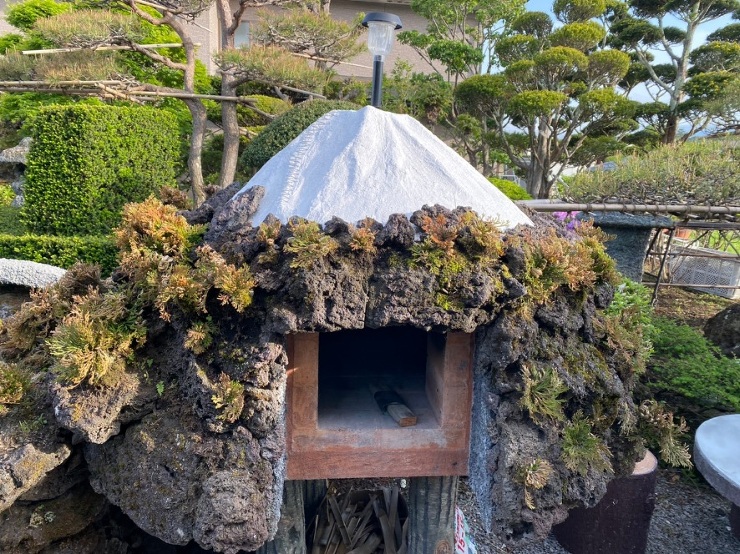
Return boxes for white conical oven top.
[236,106,532,229]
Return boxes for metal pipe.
[518,200,740,215]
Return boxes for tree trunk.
[407,476,458,554]
[186,99,208,206]
[663,112,679,144]
[526,162,548,199]
[219,74,241,190]
[216,0,241,190]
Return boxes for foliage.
[599,279,654,377]
[563,138,740,205]
[399,0,527,81]
[116,198,254,319]
[489,177,532,200]
[561,412,613,475]
[0,184,16,208]
[239,95,291,127]
[115,196,204,261]
[211,372,244,423]
[455,3,636,198]
[0,362,28,413]
[0,207,25,235]
[610,0,740,143]
[240,99,358,169]
[33,9,146,47]
[47,288,146,387]
[284,220,339,270]
[349,221,377,255]
[637,399,692,468]
[184,318,215,355]
[382,61,453,124]
[6,0,71,32]
[520,364,568,423]
[23,105,180,236]
[254,8,364,68]
[648,317,740,412]
[0,263,102,357]
[201,134,252,186]
[216,45,327,93]
[516,458,554,509]
[0,234,118,274]
[516,225,618,304]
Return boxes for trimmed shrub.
[22,104,179,236]
[0,207,25,235]
[648,316,740,412]
[489,177,532,200]
[240,99,358,169]
[563,138,740,205]
[0,234,118,275]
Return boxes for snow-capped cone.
[235,106,533,229]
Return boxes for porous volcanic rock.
[704,303,740,358]
[0,194,648,551]
[85,404,279,553]
[0,444,72,513]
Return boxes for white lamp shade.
[366,20,397,58]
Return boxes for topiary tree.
[455,1,637,199]
[610,0,740,143]
[239,99,357,169]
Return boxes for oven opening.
[317,327,443,430]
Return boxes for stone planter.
[553,450,658,554]
[578,213,674,281]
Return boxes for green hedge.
[240,99,358,170]
[23,104,180,236]
[0,234,117,275]
[489,177,532,200]
[648,316,740,412]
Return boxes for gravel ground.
[457,471,740,554]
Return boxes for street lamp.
[361,12,402,108]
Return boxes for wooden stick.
[370,385,417,427]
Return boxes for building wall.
[329,0,436,79]
[218,0,440,80]
[191,4,220,74]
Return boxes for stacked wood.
[309,487,408,554]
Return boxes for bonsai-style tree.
[214,3,359,189]
[455,1,636,199]
[610,0,740,143]
[398,0,527,83]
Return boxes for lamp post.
[361,12,402,108]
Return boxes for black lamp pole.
[371,55,384,108]
[361,12,402,109]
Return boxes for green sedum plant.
[23,105,180,236]
[211,372,245,423]
[0,362,28,416]
[520,364,568,423]
[284,219,339,270]
[47,288,147,387]
[561,412,613,476]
